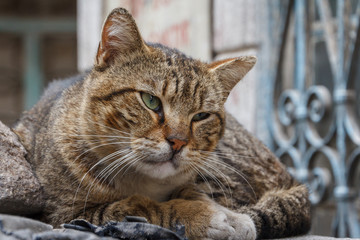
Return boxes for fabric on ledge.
[0,214,187,240]
[0,214,352,240]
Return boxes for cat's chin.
[139,159,180,179]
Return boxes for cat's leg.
[74,194,256,240]
[214,114,312,238]
[237,184,311,239]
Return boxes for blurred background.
[0,0,359,238]
[0,0,77,124]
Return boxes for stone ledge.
[272,235,352,240]
[0,121,43,215]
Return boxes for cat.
[13,8,311,240]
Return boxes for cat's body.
[13,8,310,240]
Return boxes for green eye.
[141,92,161,111]
[192,112,210,122]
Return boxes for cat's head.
[82,8,256,180]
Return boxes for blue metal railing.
[266,0,360,237]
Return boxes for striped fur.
[13,8,310,240]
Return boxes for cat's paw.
[205,206,256,240]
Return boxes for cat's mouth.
[135,150,186,179]
[145,160,170,165]
[144,153,180,168]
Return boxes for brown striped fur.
[13,8,310,240]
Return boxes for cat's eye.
[192,112,210,122]
[141,92,161,111]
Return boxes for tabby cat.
[13,8,310,240]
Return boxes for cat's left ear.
[208,56,257,97]
[95,8,149,71]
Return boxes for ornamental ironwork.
[265,0,360,237]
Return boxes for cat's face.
[82,8,256,180]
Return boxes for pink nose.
[167,138,187,152]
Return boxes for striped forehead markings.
[91,88,137,102]
[193,81,200,97]
[166,57,173,66]
[162,78,168,96]
[175,77,180,94]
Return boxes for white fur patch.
[206,205,256,240]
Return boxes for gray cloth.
[0,214,352,240]
[0,214,187,240]
[63,216,187,240]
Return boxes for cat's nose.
[167,137,187,153]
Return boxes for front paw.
[206,206,256,240]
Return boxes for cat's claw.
[206,206,256,240]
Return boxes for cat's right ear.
[208,56,257,97]
[95,8,148,71]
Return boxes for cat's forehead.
[148,49,223,112]
[104,46,224,114]
[159,59,221,112]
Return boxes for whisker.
[200,166,229,206]
[110,155,145,184]
[112,149,144,181]
[188,161,214,199]
[71,147,130,218]
[72,141,131,163]
[99,151,137,183]
[199,156,234,198]
[67,134,131,139]
[83,150,142,211]
[93,149,136,186]
[203,155,257,201]
[200,150,257,159]
[72,139,130,147]
[86,117,131,136]
[86,147,141,195]
[196,163,231,208]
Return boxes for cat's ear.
[208,56,257,96]
[95,8,148,71]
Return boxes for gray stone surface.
[0,121,43,215]
[272,236,354,240]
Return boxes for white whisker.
[188,161,214,199]
[197,162,232,208]
[72,141,131,163]
[86,117,131,136]
[99,151,137,183]
[199,156,234,198]
[71,147,130,218]
[67,134,131,139]
[203,155,257,201]
[83,150,142,212]
[200,150,256,159]
[110,155,145,184]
